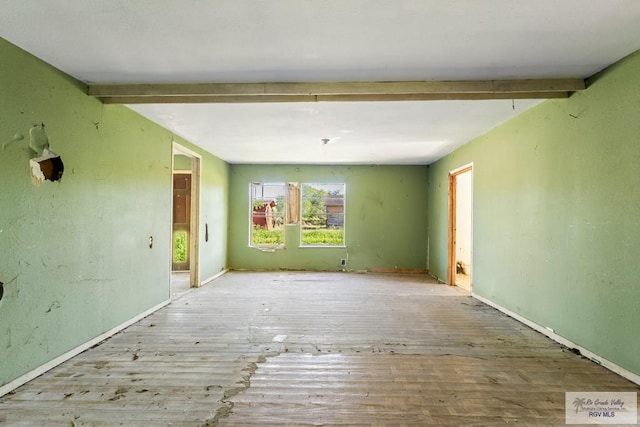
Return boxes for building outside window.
[250,182,286,248]
[300,183,345,246]
[249,182,345,248]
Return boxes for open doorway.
[448,164,473,290]
[171,143,201,299]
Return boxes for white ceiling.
[2,1,640,164]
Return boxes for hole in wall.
[30,151,64,184]
[28,124,64,186]
[0,281,4,302]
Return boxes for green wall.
[229,164,428,271]
[173,154,192,170]
[427,50,640,377]
[0,37,228,387]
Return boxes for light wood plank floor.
[171,271,191,300]
[1,271,638,426]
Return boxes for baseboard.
[472,292,640,386]
[428,272,446,284]
[0,298,170,397]
[200,268,228,286]
[367,268,428,274]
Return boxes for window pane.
[301,183,345,246]
[250,183,286,247]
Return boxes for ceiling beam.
[89,79,585,104]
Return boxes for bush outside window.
[300,183,345,246]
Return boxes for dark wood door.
[172,174,191,271]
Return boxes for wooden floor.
[171,271,191,300]
[1,271,638,426]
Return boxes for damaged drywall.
[28,125,64,186]
[2,132,24,150]
[30,148,64,185]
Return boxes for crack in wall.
[201,353,276,427]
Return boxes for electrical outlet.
[340,259,347,266]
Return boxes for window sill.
[298,245,347,249]
[250,245,285,252]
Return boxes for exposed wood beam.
[95,92,573,104]
[89,79,585,104]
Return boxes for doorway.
[172,173,191,271]
[448,164,473,290]
[171,143,201,297]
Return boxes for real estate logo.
[566,392,637,424]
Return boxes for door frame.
[447,163,473,286]
[171,142,201,288]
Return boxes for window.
[249,182,345,248]
[250,183,285,247]
[300,183,345,246]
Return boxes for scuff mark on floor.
[108,386,129,402]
